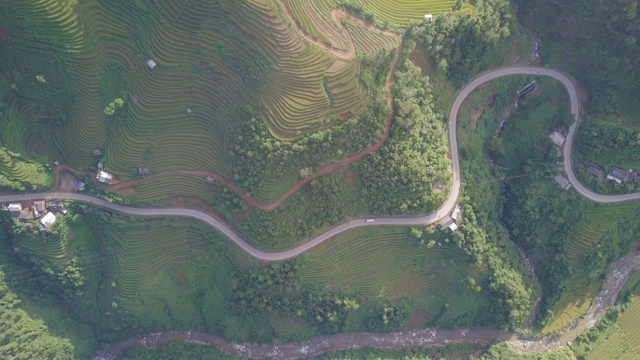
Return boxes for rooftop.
[554,175,571,190]
[607,166,629,183]
[40,212,56,228]
[549,131,566,147]
[139,167,151,175]
[147,59,157,69]
[587,163,605,178]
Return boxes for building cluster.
[2,200,65,232]
[586,163,638,184]
[439,204,462,231]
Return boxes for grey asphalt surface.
[2,66,636,261]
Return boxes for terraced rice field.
[7,0,397,198]
[300,227,478,299]
[352,0,473,26]
[543,202,640,334]
[587,294,640,359]
[0,147,52,190]
[104,218,211,300]
[130,174,222,203]
[347,21,399,57]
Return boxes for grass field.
[301,226,492,328]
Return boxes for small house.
[138,167,151,176]
[47,202,64,212]
[18,210,31,221]
[424,14,433,22]
[33,200,45,218]
[40,212,56,229]
[549,131,566,147]
[147,59,157,69]
[439,216,458,231]
[76,181,85,191]
[186,107,193,114]
[205,176,215,184]
[451,205,462,223]
[96,170,114,184]
[34,201,46,213]
[93,149,103,157]
[607,166,629,184]
[554,175,571,190]
[7,203,22,212]
[587,163,605,179]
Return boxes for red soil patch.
[178,273,189,286]
[45,110,53,118]
[548,98,558,110]
[171,196,216,213]
[339,111,354,121]
[408,45,429,76]
[233,206,255,222]
[0,28,8,42]
[634,240,640,252]
[486,93,498,108]
[403,310,431,330]
[470,108,483,130]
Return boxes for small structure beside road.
[40,212,56,231]
[587,163,605,179]
[97,170,114,184]
[607,166,630,184]
[7,203,22,212]
[205,176,215,184]
[439,216,458,231]
[555,174,571,190]
[549,131,566,147]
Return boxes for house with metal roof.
[96,170,114,184]
[549,131,566,147]
[587,163,605,179]
[607,166,630,184]
[554,175,571,190]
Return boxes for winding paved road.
[2,66,639,261]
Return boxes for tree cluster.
[0,227,76,359]
[357,60,450,214]
[410,0,512,84]
[452,203,536,329]
[230,261,360,333]
[103,97,124,116]
[521,0,640,112]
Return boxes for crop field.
[300,226,488,311]
[347,21,399,57]
[352,0,474,25]
[103,218,212,301]
[0,147,52,190]
[1,0,399,199]
[585,293,640,359]
[285,0,474,31]
[542,201,640,334]
[130,174,222,203]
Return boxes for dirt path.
[93,251,640,359]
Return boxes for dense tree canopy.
[521,0,640,112]
[357,60,450,214]
[411,0,512,84]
